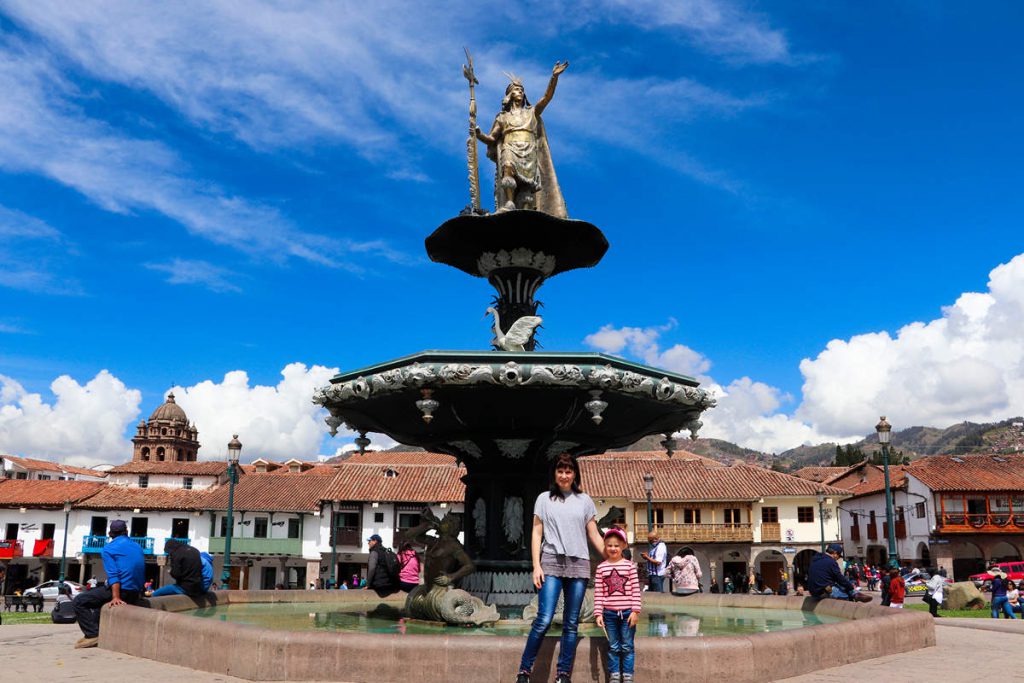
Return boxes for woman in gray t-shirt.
[516,454,605,683]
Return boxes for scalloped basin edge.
[98,591,935,682]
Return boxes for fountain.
[97,52,935,682]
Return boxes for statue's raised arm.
[534,60,568,116]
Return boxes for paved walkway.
[1,619,1022,682]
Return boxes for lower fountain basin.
[99,590,935,682]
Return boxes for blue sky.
[2,2,1024,464]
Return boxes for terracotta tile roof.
[832,465,908,498]
[579,459,849,501]
[324,461,465,503]
[205,474,336,512]
[905,454,1024,492]
[334,451,459,466]
[2,454,107,478]
[793,466,849,483]
[0,479,107,508]
[73,485,212,511]
[591,451,726,467]
[107,461,228,476]
[239,461,338,475]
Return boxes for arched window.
[161,428,167,436]
[140,447,150,461]
[157,447,165,461]
[175,449,182,461]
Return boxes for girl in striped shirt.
[594,528,641,683]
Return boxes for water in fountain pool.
[185,601,842,637]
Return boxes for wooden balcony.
[636,523,753,543]
[761,522,781,542]
[938,512,1024,533]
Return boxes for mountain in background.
[372,417,1024,472]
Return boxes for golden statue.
[474,61,569,218]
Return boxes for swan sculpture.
[485,307,542,352]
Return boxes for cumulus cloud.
[585,253,1024,453]
[169,363,341,462]
[0,371,141,465]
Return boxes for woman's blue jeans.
[992,596,1018,618]
[603,609,636,675]
[519,575,588,675]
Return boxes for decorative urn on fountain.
[313,51,715,614]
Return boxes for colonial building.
[131,392,200,462]
[1,454,107,482]
[580,452,849,591]
[822,454,1024,581]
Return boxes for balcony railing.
[0,539,24,560]
[208,537,302,555]
[636,523,753,543]
[331,527,361,547]
[761,522,781,542]
[82,536,155,554]
[938,512,1024,532]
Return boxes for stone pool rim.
[99,590,936,682]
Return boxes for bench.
[3,595,45,612]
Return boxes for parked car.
[969,561,1024,590]
[21,580,83,600]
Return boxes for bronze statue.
[475,61,569,218]
[403,508,499,626]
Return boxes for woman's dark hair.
[677,547,693,558]
[548,453,582,500]
[400,542,414,553]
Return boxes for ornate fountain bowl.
[314,350,712,459]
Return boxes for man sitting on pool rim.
[807,543,872,602]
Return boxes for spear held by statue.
[462,47,483,215]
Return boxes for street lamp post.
[875,416,900,569]
[58,502,72,585]
[643,472,654,532]
[816,493,826,553]
[221,434,242,587]
[329,502,338,589]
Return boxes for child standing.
[594,528,642,683]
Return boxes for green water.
[185,602,842,637]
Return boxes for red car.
[970,561,1024,589]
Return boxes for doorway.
[722,561,746,590]
[171,518,190,539]
[760,561,784,591]
[261,566,278,590]
[90,516,108,537]
[4,523,18,540]
[130,517,148,538]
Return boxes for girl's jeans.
[992,595,1018,618]
[603,609,637,675]
[519,575,588,675]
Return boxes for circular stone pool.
[99,590,935,682]
[184,601,842,637]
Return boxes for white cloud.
[171,363,340,462]
[0,33,405,272]
[145,258,242,293]
[0,205,81,295]
[0,371,142,465]
[2,2,776,191]
[585,253,1024,453]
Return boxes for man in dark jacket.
[364,534,397,596]
[807,544,872,602]
[152,539,206,597]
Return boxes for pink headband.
[604,527,628,543]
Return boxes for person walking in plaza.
[515,454,605,683]
[72,519,145,648]
[668,548,702,596]
[595,528,641,683]
[640,531,667,593]
[988,566,1017,619]
[888,567,905,608]
[923,570,945,617]
[777,570,789,596]
[397,541,421,593]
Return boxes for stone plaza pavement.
[1,619,1021,682]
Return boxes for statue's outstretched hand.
[552,61,569,76]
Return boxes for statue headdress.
[502,72,530,109]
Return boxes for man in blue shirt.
[807,544,872,602]
[73,519,146,648]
